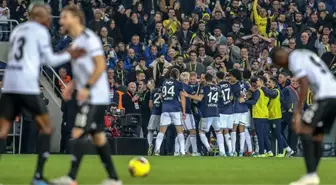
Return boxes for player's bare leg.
[238,124,245,157]
[289,124,320,185]
[0,118,11,155]
[175,126,185,155]
[154,126,168,155]
[223,128,233,156]
[32,114,53,185]
[231,124,238,156]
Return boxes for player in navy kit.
[154,68,186,156]
[182,73,226,156]
[217,72,234,156]
[147,79,162,156]
[230,69,250,157]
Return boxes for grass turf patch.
[0,155,335,184]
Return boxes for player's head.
[170,68,180,80]
[216,71,225,81]
[229,69,242,82]
[270,47,289,68]
[189,72,197,85]
[28,2,52,28]
[257,76,267,87]
[267,77,277,89]
[180,72,190,84]
[205,73,213,83]
[60,6,86,33]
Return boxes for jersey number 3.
[11,37,26,61]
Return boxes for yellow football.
[128,157,150,177]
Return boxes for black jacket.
[121,91,140,114]
[175,30,193,52]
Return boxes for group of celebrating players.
[146,67,286,157]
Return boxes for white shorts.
[233,112,250,127]
[183,114,196,130]
[147,115,160,130]
[160,112,182,126]
[219,114,234,129]
[200,116,221,132]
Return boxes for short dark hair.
[62,5,86,25]
[170,68,180,80]
[258,76,267,84]
[175,54,184,60]
[270,77,277,84]
[205,73,213,82]
[216,71,225,80]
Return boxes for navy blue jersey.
[189,83,202,115]
[161,79,183,112]
[150,88,162,115]
[218,81,234,114]
[183,83,193,114]
[199,84,220,118]
[231,81,249,113]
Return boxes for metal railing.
[0,19,20,41]
[40,65,66,108]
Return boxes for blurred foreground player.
[0,2,84,185]
[51,6,121,185]
[271,48,336,185]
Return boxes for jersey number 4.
[11,36,26,61]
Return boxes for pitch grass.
[0,155,336,185]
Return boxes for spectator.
[124,48,138,71]
[228,21,245,43]
[54,26,72,52]
[252,0,268,37]
[296,31,316,52]
[129,35,144,58]
[163,8,181,36]
[149,55,171,83]
[58,68,71,92]
[100,26,114,46]
[242,34,271,60]
[108,19,123,45]
[171,54,187,72]
[116,42,127,60]
[239,47,251,71]
[124,12,144,43]
[315,34,330,57]
[208,2,227,35]
[114,60,128,85]
[197,45,214,68]
[0,0,10,41]
[207,54,227,74]
[159,0,174,15]
[213,27,227,45]
[227,36,241,64]
[175,19,193,53]
[88,9,105,33]
[186,50,205,76]
[322,41,336,73]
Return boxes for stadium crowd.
[2,0,336,156]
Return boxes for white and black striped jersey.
[289,49,336,100]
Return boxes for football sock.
[174,136,180,153]
[216,133,225,154]
[68,138,85,180]
[97,143,119,180]
[177,133,185,155]
[286,146,292,152]
[147,132,153,146]
[224,134,232,153]
[313,140,323,170]
[0,138,6,154]
[253,135,259,152]
[190,135,198,153]
[300,134,316,174]
[34,134,50,180]
[231,132,236,153]
[239,132,245,153]
[185,135,191,153]
[154,132,164,153]
[245,129,253,152]
[199,133,210,151]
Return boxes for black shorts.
[302,98,336,135]
[0,93,48,122]
[74,103,108,134]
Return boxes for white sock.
[190,135,198,153]
[245,129,252,152]
[224,133,232,153]
[177,133,185,155]
[216,133,225,154]
[185,135,191,153]
[199,133,210,151]
[147,132,153,146]
[286,146,292,152]
[154,132,164,152]
[253,135,259,152]
[239,132,245,153]
[174,136,180,153]
[231,132,236,153]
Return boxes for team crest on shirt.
[166,81,174,85]
[210,86,218,91]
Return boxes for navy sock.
[97,143,119,180]
[34,134,51,179]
